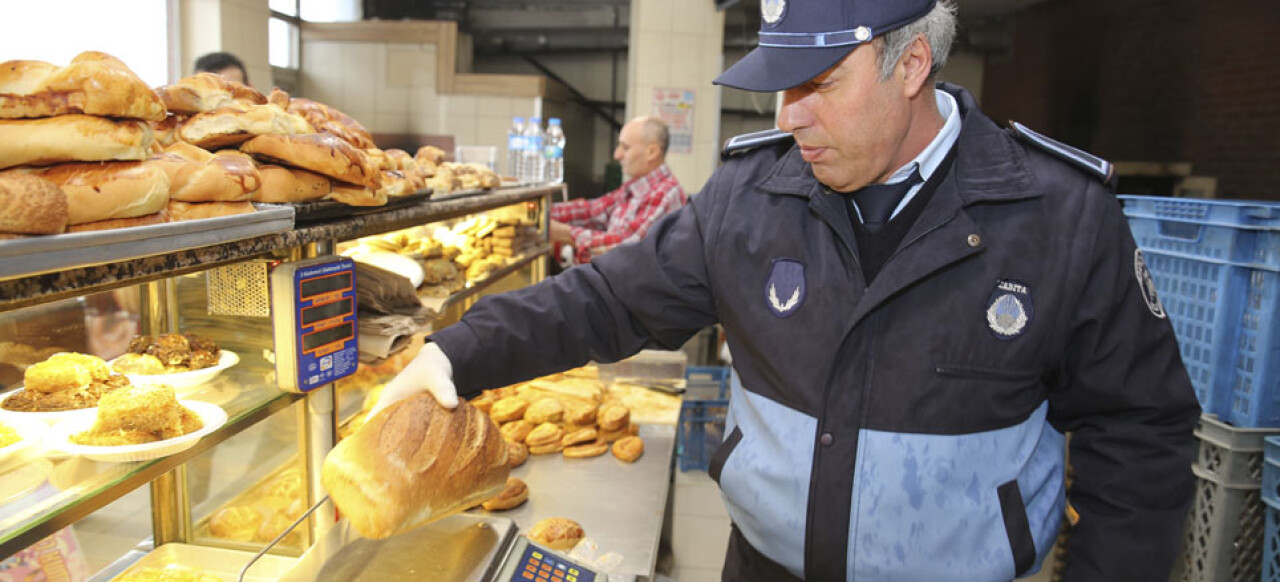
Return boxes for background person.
[193,51,248,85]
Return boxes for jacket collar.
[757,83,1041,205]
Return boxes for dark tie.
[852,168,923,232]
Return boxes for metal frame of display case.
[0,184,562,563]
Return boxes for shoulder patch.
[722,128,794,159]
[1010,121,1113,184]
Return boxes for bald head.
[614,116,669,179]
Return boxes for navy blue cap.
[715,0,937,92]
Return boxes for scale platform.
[278,513,600,581]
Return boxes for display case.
[0,184,560,580]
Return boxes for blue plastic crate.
[685,366,730,400]
[1265,498,1280,582]
[677,398,728,472]
[1121,196,1280,427]
[1267,437,1280,505]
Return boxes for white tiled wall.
[179,0,270,88]
[669,470,731,581]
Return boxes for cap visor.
[714,44,859,92]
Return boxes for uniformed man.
[373,0,1200,580]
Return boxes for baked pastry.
[385,149,416,172]
[321,394,510,539]
[527,517,585,551]
[500,419,535,443]
[597,403,631,431]
[251,164,331,203]
[489,396,529,423]
[524,397,564,424]
[414,145,446,167]
[0,172,67,235]
[611,435,645,463]
[150,142,261,202]
[563,440,609,459]
[524,422,564,447]
[528,441,565,455]
[0,51,166,121]
[124,333,221,371]
[365,148,393,172]
[507,440,528,468]
[564,401,599,425]
[0,115,152,170]
[65,211,168,232]
[561,427,598,447]
[71,384,203,445]
[178,103,313,149]
[155,72,267,115]
[110,353,166,375]
[481,477,529,511]
[30,160,170,225]
[209,505,262,541]
[151,114,184,148]
[2,352,127,412]
[240,132,381,190]
[327,182,386,207]
[287,97,375,149]
[377,170,411,198]
[167,200,255,221]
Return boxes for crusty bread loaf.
[287,98,375,149]
[178,103,314,150]
[155,72,267,115]
[33,160,170,225]
[166,200,255,221]
[150,143,261,202]
[321,394,510,540]
[327,182,386,207]
[0,173,67,234]
[0,115,153,170]
[240,133,381,189]
[65,210,169,232]
[0,51,166,121]
[252,164,331,203]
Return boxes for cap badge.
[854,26,872,42]
[764,258,805,318]
[986,279,1033,340]
[761,0,786,25]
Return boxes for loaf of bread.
[166,200,255,221]
[321,394,510,539]
[150,143,261,202]
[287,97,375,149]
[0,115,153,170]
[240,133,381,189]
[178,103,314,149]
[251,164,331,203]
[155,72,267,115]
[33,160,170,225]
[0,173,67,234]
[0,51,166,121]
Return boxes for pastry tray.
[0,206,295,281]
[275,190,432,224]
[191,455,309,552]
[93,542,296,582]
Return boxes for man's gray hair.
[641,117,670,156]
[876,0,958,81]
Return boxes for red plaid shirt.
[551,164,687,264]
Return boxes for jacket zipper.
[935,364,1042,382]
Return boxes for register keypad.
[512,544,595,582]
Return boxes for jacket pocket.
[709,426,743,484]
[997,479,1036,577]
[935,364,1042,382]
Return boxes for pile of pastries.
[206,465,307,546]
[1,352,129,412]
[112,333,221,375]
[70,384,202,446]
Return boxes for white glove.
[369,342,458,415]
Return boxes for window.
[0,0,169,86]
[269,0,301,70]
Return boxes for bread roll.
[507,441,528,468]
[597,403,631,431]
[528,441,564,455]
[240,133,380,189]
[151,115,184,148]
[178,103,313,149]
[287,97,375,149]
[561,427,598,447]
[415,145,446,166]
[527,517,584,551]
[563,441,609,458]
[525,398,564,425]
[327,182,386,207]
[321,394,509,540]
[377,170,411,198]
[156,72,267,115]
[0,115,152,170]
[385,149,415,172]
[0,51,166,121]
[33,160,169,225]
[489,397,529,423]
[564,402,598,425]
[66,210,168,232]
[524,422,564,447]
[251,164,331,203]
[500,419,534,443]
[167,200,255,221]
[481,477,528,511]
[611,435,644,463]
[150,144,261,202]
[0,173,67,234]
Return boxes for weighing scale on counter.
[271,256,360,392]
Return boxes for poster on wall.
[652,88,695,154]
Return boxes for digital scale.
[271,256,360,392]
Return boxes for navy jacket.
[432,84,1200,581]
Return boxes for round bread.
[597,403,631,431]
[167,200,255,222]
[563,440,609,459]
[156,72,267,115]
[0,115,152,170]
[500,419,535,443]
[210,506,262,541]
[611,435,645,463]
[0,51,166,121]
[240,132,380,189]
[0,172,67,234]
[527,517,585,551]
[179,103,314,150]
[489,397,529,423]
[33,160,169,225]
[507,440,528,468]
[481,477,529,511]
[561,427,598,447]
[524,422,565,447]
[252,164,331,203]
[524,397,565,425]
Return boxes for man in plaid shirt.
[550,116,687,265]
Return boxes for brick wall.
[982,0,1280,198]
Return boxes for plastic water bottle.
[506,116,524,180]
[521,117,545,184]
[544,118,565,184]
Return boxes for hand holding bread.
[369,341,458,415]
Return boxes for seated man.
[550,116,687,265]
[194,52,249,85]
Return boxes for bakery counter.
[0,362,303,559]
[0,184,561,311]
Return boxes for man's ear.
[898,34,934,99]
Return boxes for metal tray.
[0,206,295,280]
[101,542,296,581]
[279,190,432,224]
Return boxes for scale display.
[271,256,359,392]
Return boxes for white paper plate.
[0,458,52,505]
[49,401,228,463]
[0,415,49,469]
[112,350,239,392]
[0,392,97,426]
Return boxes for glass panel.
[268,17,297,69]
[0,0,169,86]
[269,0,297,17]
[301,0,361,22]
